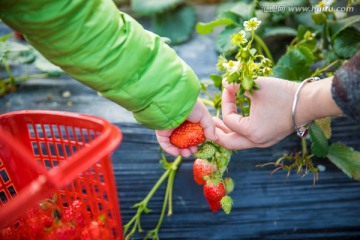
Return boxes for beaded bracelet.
[292,77,320,137]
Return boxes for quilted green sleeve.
[0,0,201,129]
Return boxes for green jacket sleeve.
[0,0,201,129]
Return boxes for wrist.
[295,77,342,126]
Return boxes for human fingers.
[214,127,258,150]
[222,78,240,93]
[221,87,250,134]
[179,148,193,158]
[155,129,180,156]
[155,128,200,158]
[213,117,232,134]
[187,100,217,141]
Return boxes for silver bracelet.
[292,77,320,137]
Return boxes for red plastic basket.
[0,110,123,239]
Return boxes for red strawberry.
[203,181,225,203]
[193,159,217,185]
[41,215,54,229]
[13,31,25,41]
[62,200,86,227]
[80,220,112,240]
[208,200,221,213]
[47,223,76,240]
[0,226,16,239]
[170,121,205,148]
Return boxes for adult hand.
[214,77,299,150]
[155,99,217,157]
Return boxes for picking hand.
[155,99,217,157]
[214,77,299,150]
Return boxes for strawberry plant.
[196,0,360,183]
[0,33,62,96]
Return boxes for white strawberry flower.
[243,17,261,32]
[222,60,241,74]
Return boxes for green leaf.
[263,26,297,38]
[152,5,196,45]
[333,27,360,59]
[293,12,322,31]
[311,12,327,25]
[297,45,315,64]
[196,18,234,35]
[16,49,36,64]
[229,1,255,20]
[328,143,360,180]
[131,0,183,15]
[273,46,315,80]
[241,76,254,91]
[0,33,12,42]
[215,26,242,56]
[216,9,242,26]
[328,15,360,39]
[271,65,297,80]
[200,83,207,92]
[309,123,329,158]
[1,41,36,64]
[323,50,340,64]
[34,51,63,76]
[5,41,31,52]
[210,74,223,91]
[297,25,317,50]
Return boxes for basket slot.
[28,124,100,173]
[0,167,17,205]
[0,169,10,184]
[53,158,117,229]
[0,168,18,205]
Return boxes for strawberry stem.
[167,171,175,216]
[199,97,214,107]
[301,137,307,158]
[124,155,182,239]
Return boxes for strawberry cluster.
[0,195,113,240]
[193,141,234,214]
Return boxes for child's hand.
[155,99,216,157]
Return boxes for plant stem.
[216,109,220,118]
[2,59,14,80]
[322,22,329,50]
[124,156,182,240]
[167,171,175,216]
[143,170,170,203]
[301,137,307,158]
[202,88,214,101]
[157,173,172,229]
[290,37,298,47]
[2,58,16,91]
[167,155,182,215]
[12,73,49,82]
[311,60,340,77]
[254,34,274,63]
[1,74,49,84]
[199,97,214,107]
